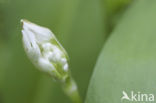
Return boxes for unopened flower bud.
[21,19,69,81]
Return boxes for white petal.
[38,58,55,72]
[63,63,68,71]
[42,43,53,51]
[60,58,67,65]
[43,51,54,60]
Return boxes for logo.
[121,91,154,102]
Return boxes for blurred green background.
[0,0,131,103]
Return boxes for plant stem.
[62,76,82,103]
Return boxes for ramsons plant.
[21,19,82,103]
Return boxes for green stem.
[62,76,82,103]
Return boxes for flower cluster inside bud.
[40,42,69,72]
[21,19,69,79]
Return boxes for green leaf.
[104,0,132,16]
[85,0,156,103]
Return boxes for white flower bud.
[21,19,69,81]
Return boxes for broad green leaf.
[102,0,133,37]
[104,0,132,16]
[85,0,156,103]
